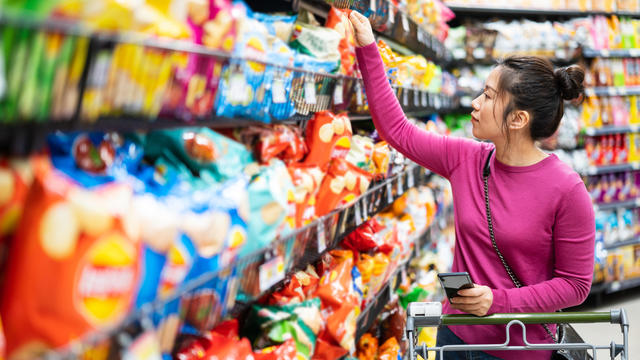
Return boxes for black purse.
[481,149,592,360]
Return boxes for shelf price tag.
[354,200,363,226]
[397,172,404,195]
[421,91,428,107]
[407,169,415,188]
[356,82,363,106]
[601,49,610,57]
[413,89,420,106]
[585,88,595,97]
[433,95,442,109]
[630,49,640,57]
[229,72,248,104]
[386,181,394,203]
[259,255,285,293]
[334,80,344,105]
[631,125,640,132]
[403,88,408,106]
[619,88,628,96]
[401,13,409,33]
[272,77,286,104]
[632,162,640,170]
[608,87,617,96]
[317,221,326,253]
[362,197,369,220]
[305,76,317,105]
[370,0,376,12]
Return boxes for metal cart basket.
[405,302,629,360]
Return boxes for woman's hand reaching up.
[349,11,376,47]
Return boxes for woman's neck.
[493,137,548,167]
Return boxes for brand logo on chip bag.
[159,242,192,298]
[75,232,137,326]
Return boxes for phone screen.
[438,272,473,301]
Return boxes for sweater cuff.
[488,288,509,314]
[355,42,380,63]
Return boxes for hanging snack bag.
[303,111,353,169]
[254,338,298,360]
[346,135,375,173]
[315,158,372,217]
[253,13,298,42]
[289,23,341,63]
[144,128,254,183]
[356,333,378,360]
[372,141,391,179]
[325,7,357,76]
[244,298,323,360]
[286,163,325,228]
[378,337,401,360]
[290,54,340,115]
[1,154,141,359]
[255,125,307,165]
[0,158,34,239]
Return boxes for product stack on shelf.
[0,1,460,360]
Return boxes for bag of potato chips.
[1,156,141,359]
[303,111,353,170]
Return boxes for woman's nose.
[471,95,481,111]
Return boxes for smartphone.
[438,272,474,303]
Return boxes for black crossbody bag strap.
[481,148,558,344]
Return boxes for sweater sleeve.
[355,43,480,179]
[488,182,595,314]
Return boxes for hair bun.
[554,65,585,101]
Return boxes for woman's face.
[470,67,508,141]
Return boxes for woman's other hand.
[349,11,376,47]
[450,284,494,317]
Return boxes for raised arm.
[350,12,479,178]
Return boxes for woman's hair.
[495,56,585,141]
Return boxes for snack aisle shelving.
[445,4,640,17]
[0,0,461,359]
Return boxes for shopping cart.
[405,302,629,360]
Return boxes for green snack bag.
[245,298,323,360]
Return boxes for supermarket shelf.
[583,125,640,136]
[48,164,432,358]
[583,162,640,175]
[300,0,451,64]
[583,48,640,58]
[594,198,640,212]
[446,4,640,18]
[604,236,640,250]
[585,86,640,97]
[605,276,640,294]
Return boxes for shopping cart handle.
[441,310,625,326]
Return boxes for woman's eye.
[484,92,491,99]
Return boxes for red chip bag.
[303,111,353,169]
[205,333,255,360]
[254,338,297,360]
[0,158,34,239]
[173,333,211,360]
[257,125,307,164]
[326,7,356,76]
[312,338,348,360]
[344,218,386,252]
[0,316,5,360]
[211,319,240,339]
[315,158,372,217]
[1,158,141,359]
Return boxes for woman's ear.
[508,110,531,131]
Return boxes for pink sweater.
[356,43,595,359]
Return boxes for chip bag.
[1,157,140,359]
[256,125,307,164]
[286,163,325,228]
[325,7,357,76]
[378,337,401,360]
[372,141,391,179]
[312,338,348,360]
[0,158,34,238]
[356,333,378,360]
[244,298,323,360]
[0,317,4,360]
[315,158,372,217]
[346,135,374,173]
[303,111,352,169]
[253,338,297,360]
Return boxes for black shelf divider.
[447,5,640,18]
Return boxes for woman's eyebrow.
[485,85,497,93]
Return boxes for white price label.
[229,73,247,104]
[585,88,595,97]
[608,87,617,96]
[401,14,409,33]
[403,89,408,106]
[630,49,640,57]
[472,48,486,59]
[370,0,376,12]
[421,91,427,107]
[318,221,326,253]
[386,181,394,203]
[305,77,317,105]
[407,169,415,188]
[635,198,640,207]
[354,200,363,226]
[333,81,344,105]
[631,125,640,132]
[433,95,442,109]
[259,255,285,292]
[453,48,466,59]
[362,197,368,220]
[587,166,597,175]
[413,89,419,105]
[388,7,395,24]
[601,49,611,57]
[619,88,628,96]
[271,78,286,104]
[356,82,363,106]
[397,173,404,195]
[633,162,640,170]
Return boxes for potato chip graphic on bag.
[1,158,140,359]
[303,111,353,170]
[315,158,372,217]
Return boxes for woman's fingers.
[348,11,376,47]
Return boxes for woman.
[349,11,595,360]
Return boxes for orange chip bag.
[1,158,140,359]
[378,337,401,360]
[303,111,353,170]
[356,333,378,360]
[315,158,372,217]
[286,164,326,228]
[0,158,34,238]
[0,316,4,360]
[368,252,390,300]
[325,7,356,76]
[372,141,391,179]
